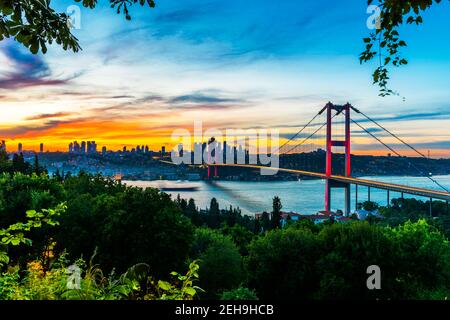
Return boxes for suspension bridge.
[164,102,450,215]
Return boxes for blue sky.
[1,0,450,156]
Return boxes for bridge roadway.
[209,164,450,202]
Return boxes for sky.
[0,0,450,157]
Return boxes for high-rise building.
[0,140,5,152]
[223,141,228,160]
[18,143,23,153]
[81,141,86,154]
[136,145,141,153]
[40,143,44,153]
[102,146,107,155]
[145,145,149,153]
[123,146,127,153]
[161,146,166,154]
[73,141,80,153]
[69,142,73,153]
[202,142,207,160]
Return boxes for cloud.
[0,121,65,137]
[169,93,242,104]
[353,110,450,125]
[25,112,76,121]
[0,42,74,89]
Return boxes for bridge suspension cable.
[352,107,430,159]
[275,107,326,155]
[351,117,450,193]
[279,111,337,155]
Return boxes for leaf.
[26,210,37,218]
[158,280,172,291]
[183,287,196,296]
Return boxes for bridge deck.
[211,164,450,201]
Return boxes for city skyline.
[1,0,450,157]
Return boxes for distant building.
[145,145,149,153]
[18,143,22,153]
[86,141,97,154]
[73,141,80,153]
[161,146,166,154]
[123,146,127,153]
[40,143,44,153]
[0,140,6,152]
[69,142,74,153]
[81,141,86,154]
[102,146,107,155]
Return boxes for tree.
[221,224,255,256]
[189,228,244,299]
[33,154,42,175]
[0,203,65,268]
[220,287,258,300]
[209,198,220,216]
[271,196,282,229]
[361,0,450,96]
[385,219,450,298]
[260,212,271,232]
[246,226,321,299]
[11,153,31,174]
[361,201,379,212]
[55,173,194,277]
[316,221,397,299]
[0,0,155,54]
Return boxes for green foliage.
[271,196,282,229]
[1,167,449,301]
[150,261,203,300]
[361,0,449,96]
[0,203,66,268]
[247,220,450,300]
[0,0,156,54]
[179,197,255,232]
[385,219,450,298]
[378,198,450,238]
[220,287,258,300]
[209,198,220,216]
[360,201,379,212]
[316,221,396,299]
[246,225,321,299]
[0,252,202,300]
[221,224,255,255]
[56,173,194,277]
[190,228,244,299]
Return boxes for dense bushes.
[0,166,449,300]
[190,228,244,299]
[0,172,194,279]
[246,225,322,299]
[245,220,450,300]
[57,180,194,276]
